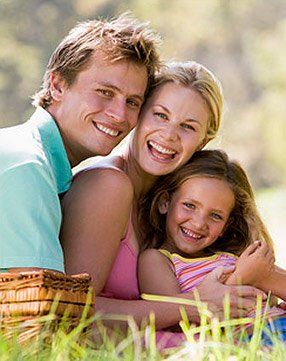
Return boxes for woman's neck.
[123,150,159,201]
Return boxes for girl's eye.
[154,112,168,120]
[181,123,195,131]
[184,202,195,210]
[211,213,223,221]
[97,89,113,97]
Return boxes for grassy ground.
[0,188,284,360]
[1,299,286,360]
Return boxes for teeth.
[96,123,119,137]
[182,227,202,239]
[149,140,176,155]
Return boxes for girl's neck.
[161,241,214,259]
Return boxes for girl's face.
[160,177,235,257]
[131,82,209,176]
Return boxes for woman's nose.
[162,124,178,142]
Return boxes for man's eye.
[97,89,113,97]
[127,99,140,108]
[154,112,167,120]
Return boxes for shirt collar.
[28,107,72,193]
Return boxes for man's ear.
[158,191,170,214]
[50,72,68,101]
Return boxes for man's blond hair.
[32,13,161,108]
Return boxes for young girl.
[138,149,286,323]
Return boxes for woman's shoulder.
[73,155,133,192]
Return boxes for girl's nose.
[191,214,207,231]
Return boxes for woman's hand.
[230,241,275,288]
[192,266,266,319]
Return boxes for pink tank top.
[100,220,139,300]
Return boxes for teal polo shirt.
[0,107,72,272]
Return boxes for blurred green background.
[0,0,285,263]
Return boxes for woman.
[61,62,262,331]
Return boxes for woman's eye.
[181,123,195,131]
[154,112,168,120]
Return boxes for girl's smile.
[161,176,235,257]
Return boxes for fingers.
[230,284,267,300]
[208,266,236,281]
[244,241,260,256]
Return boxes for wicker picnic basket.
[0,270,95,341]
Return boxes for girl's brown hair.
[139,149,273,256]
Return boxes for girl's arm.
[138,249,181,295]
[137,249,263,326]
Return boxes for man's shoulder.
[0,122,48,171]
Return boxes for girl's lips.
[181,226,204,241]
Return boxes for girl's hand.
[231,241,275,287]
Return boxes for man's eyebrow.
[97,82,145,102]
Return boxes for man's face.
[49,52,148,166]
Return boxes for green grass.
[1,296,286,360]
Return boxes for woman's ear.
[158,191,170,214]
[197,137,209,151]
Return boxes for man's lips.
[147,140,177,160]
[93,121,121,137]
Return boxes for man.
[0,14,160,272]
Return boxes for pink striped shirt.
[159,249,285,320]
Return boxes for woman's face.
[132,82,209,176]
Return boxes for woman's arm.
[61,168,134,295]
[255,265,286,302]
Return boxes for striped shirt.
[159,249,285,320]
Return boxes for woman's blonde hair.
[149,61,223,142]
[139,149,273,255]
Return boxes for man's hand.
[193,266,266,319]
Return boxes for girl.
[61,63,262,332]
[138,149,286,322]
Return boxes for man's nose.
[106,98,127,124]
